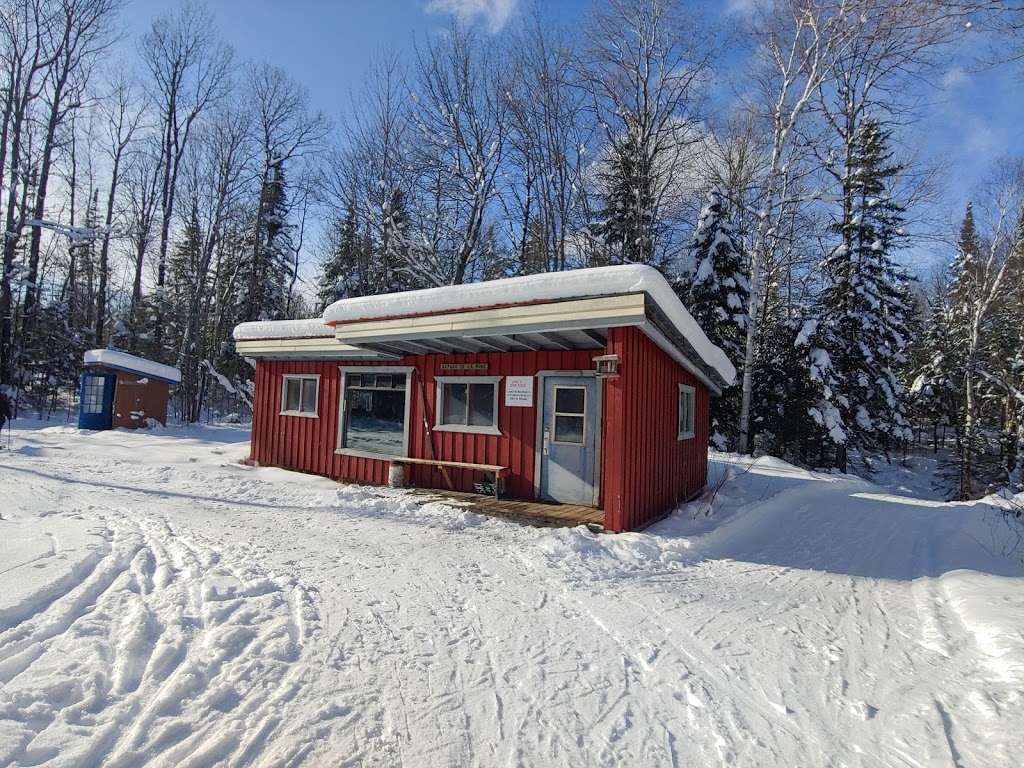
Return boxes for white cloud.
[963,117,996,157]
[723,0,757,15]
[941,67,970,91]
[425,0,518,34]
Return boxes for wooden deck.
[410,488,605,530]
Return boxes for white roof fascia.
[233,318,334,341]
[332,294,646,346]
[234,337,397,361]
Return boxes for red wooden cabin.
[234,266,735,532]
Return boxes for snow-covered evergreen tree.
[242,164,295,322]
[675,190,749,448]
[378,189,416,292]
[750,313,843,467]
[317,201,365,310]
[908,297,960,453]
[594,133,658,266]
[817,118,914,469]
[947,202,999,498]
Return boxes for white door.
[540,376,598,504]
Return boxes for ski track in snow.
[0,425,1022,767]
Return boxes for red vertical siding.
[602,326,710,532]
[249,330,711,532]
[251,350,595,500]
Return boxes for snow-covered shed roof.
[322,266,736,388]
[84,349,182,384]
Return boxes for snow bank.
[322,265,736,385]
[233,318,335,341]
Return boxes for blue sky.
[117,0,1024,249]
[119,1,589,106]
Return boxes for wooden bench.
[391,458,511,499]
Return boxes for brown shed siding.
[90,368,171,428]
[601,326,709,532]
[250,350,597,500]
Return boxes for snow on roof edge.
[322,266,737,386]
[84,349,182,384]
[233,318,335,341]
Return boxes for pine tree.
[984,220,1024,490]
[165,206,206,419]
[817,118,914,469]
[243,164,295,322]
[594,133,658,266]
[751,312,846,467]
[908,297,960,455]
[378,189,413,292]
[676,190,749,449]
[318,201,365,310]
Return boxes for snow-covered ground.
[1,423,1022,767]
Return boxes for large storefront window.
[340,370,410,456]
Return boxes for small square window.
[435,377,501,434]
[281,375,319,417]
[552,385,587,445]
[678,384,695,440]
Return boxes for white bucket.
[388,462,406,488]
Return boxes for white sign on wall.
[505,376,534,407]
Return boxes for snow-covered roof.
[323,266,737,386]
[84,349,182,384]
[233,318,335,341]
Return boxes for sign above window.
[440,363,489,371]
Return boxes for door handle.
[543,427,550,456]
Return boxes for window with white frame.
[339,369,412,456]
[435,376,501,435]
[81,374,108,414]
[678,384,695,440]
[281,375,320,417]
[551,385,587,445]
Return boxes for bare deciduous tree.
[139,0,233,349]
[503,2,595,274]
[580,0,718,267]
[243,60,329,322]
[93,68,143,347]
[410,22,509,286]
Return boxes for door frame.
[532,370,602,507]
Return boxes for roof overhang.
[233,336,398,361]
[328,292,726,394]
[331,293,641,354]
[83,361,180,385]
[83,349,182,384]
